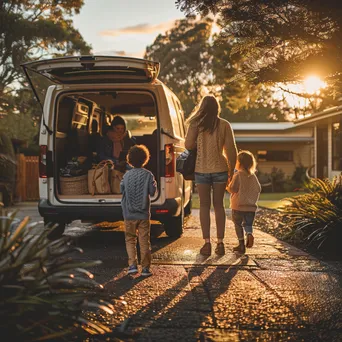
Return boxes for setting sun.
[273,75,327,111]
[303,75,327,95]
[211,22,221,36]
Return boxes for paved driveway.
[5,202,342,341]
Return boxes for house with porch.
[230,122,314,179]
[294,106,342,179]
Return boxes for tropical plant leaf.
[281,175,342,255]
[0,213,117,341]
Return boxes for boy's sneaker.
[141,267,152,277]
[246,234,254,248]
[127,265,138,274]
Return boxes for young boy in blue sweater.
[120,145,157,276]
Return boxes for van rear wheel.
[163,200,184,238]
[164,216,183,238]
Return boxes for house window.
[332,120,342,171]
[257,150,293,162]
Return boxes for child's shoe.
[200,242,212,256]
[127,265,138,274]
[246,234,254,248]
[233,240,246,254]
[215,242,225,255]
[141,267,153,277]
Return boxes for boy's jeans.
[124,219,151,268]
[232,210,256,240]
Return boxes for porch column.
[314,124,317,178]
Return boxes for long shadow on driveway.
[101,253,334,341]
[102,255,252,341]
[68,222,179,284]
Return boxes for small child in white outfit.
[227,150,261,254]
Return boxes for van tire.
[1,190,11,207]
[163,199,184,238]
[44,220,66,240]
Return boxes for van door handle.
[98,199,106,203]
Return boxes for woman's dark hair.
[237,150,257,175]
[127,144,150,168]
[186,95,221,134]
[102,124,111,136]
[111,115,126,131]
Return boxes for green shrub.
[257,167,286,192]
[288,164,309,191]
[281,175,342,256]
[0,131,16,206]
[0,214,116,341]
[283,177,298,193]
[19,143,40,156]
[0,132,15,156]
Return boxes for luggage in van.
[88,160,113,195]
[60,174,88,195]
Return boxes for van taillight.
[165,143,175,177]
[39,145,47,178]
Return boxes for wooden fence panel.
[25,156,39,201]
[15,154,39,201]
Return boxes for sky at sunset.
[73,0,186,58]
[72,0,326,109]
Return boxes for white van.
[22,56,192,238]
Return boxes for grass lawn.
[191,192,304,210]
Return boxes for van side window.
[91,109,101,134]
[72,101,89,130]
[166,93,181,138]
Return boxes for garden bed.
[254,208,341,261]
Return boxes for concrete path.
[4,202,342,341]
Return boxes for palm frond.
[281,175,342,255]
[0,214,117,341]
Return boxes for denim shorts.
[195,171,228,185]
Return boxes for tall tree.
[145,16,214,116]
[145,16,288,121]
[176,0,342,107]
[0,0,91,99]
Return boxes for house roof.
[236,136,314,143]
[294,106,342,127]
[229,122,312,142]
[230,122,295,131]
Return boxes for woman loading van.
[97,115,136,167]
[185,95,237,256]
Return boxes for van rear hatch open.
[53,89,160,205]
[21,56,160,108]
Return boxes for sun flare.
[211,22,221,36]
[272,75,327,112]
[303,75,327,95]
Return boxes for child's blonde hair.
[237,150,257,175]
